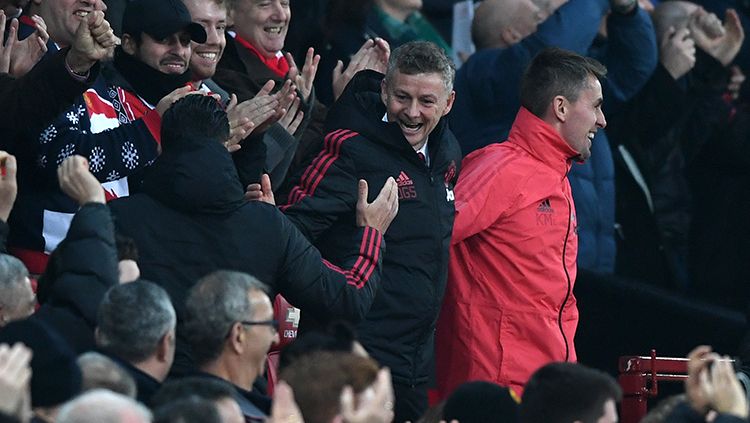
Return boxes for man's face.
[231,0,290,59]
[596,399,618,423]
[184,0,227,81]
[124,31,192,75]
[32,0,106,46]
[242,290,279,375]
[381,70,455,150]
[558,75,606,161]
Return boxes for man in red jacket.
[436,47,607,397]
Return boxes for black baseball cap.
[122,0,207,43]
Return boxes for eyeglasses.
[239,320,279,332]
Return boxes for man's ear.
[228,322,244,354]
[156,331,173,361]
[121,34,137,55]
[552,95,568,122]
[442,90,456,116]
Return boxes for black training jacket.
[282,70,461,385]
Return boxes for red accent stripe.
[348,226,371,285]
[361,229,382,287]
[282,129,358,209]
[286,130,344,206]
[318,227,382,289]
[285,129,346,207]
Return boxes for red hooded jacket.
[436,107,580,396]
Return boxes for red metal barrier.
[618,350,689,423]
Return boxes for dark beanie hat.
[0,318,82,407]
[443,381,520,423]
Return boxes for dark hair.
[520,362,622,423]
[384,41,455,91]
[443,381,519,423]
[96,281,176,363]
[153,397,222,423]
[278,321,358,372]
[280,351,379,423]
[150,377,235,409]
[160,95,229,149]
[520,48,607,118]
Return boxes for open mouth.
[74,10,91,17]
[264,26,284,35]
[400,121,423,134]
[195,52,219,62]
[162,61,186,70]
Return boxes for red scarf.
[233,33,289,78]
[19,15,35,28]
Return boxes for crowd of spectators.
[1,0,750,421]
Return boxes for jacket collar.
[507,107,579,177]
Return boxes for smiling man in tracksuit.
[281,41,460,422]
[436,48,607,397]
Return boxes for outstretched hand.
[58,155,105,205]
[689,8,745,66]
[245,174,275,205]
[266,381,304,423]
[7,14,49,77]
[660,26,696,80]
[355,177,398,234]
[286,47,320,103]
[0,343,32,421]
[341,368,395,423]
[332,38,390,101]
[0,151,17,223]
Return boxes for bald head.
[56,390,152,423]
[472,0,545,50]
[652,1,699,39]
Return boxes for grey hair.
[77,352,137,398]
[96,281,176,363]
[384,41,456,91]
[0,254,29,309]
[183,271,269,366]
[56,389,152,423]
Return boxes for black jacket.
[107,130,384,373]
[281,70,461,385]
[33,203,119,353]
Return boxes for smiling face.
[32,0,106,46]
[558,75,606,161]
[123,31,192,75]
[184,0,227,80]
[381,70,455,150]
[231,0,290,59]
